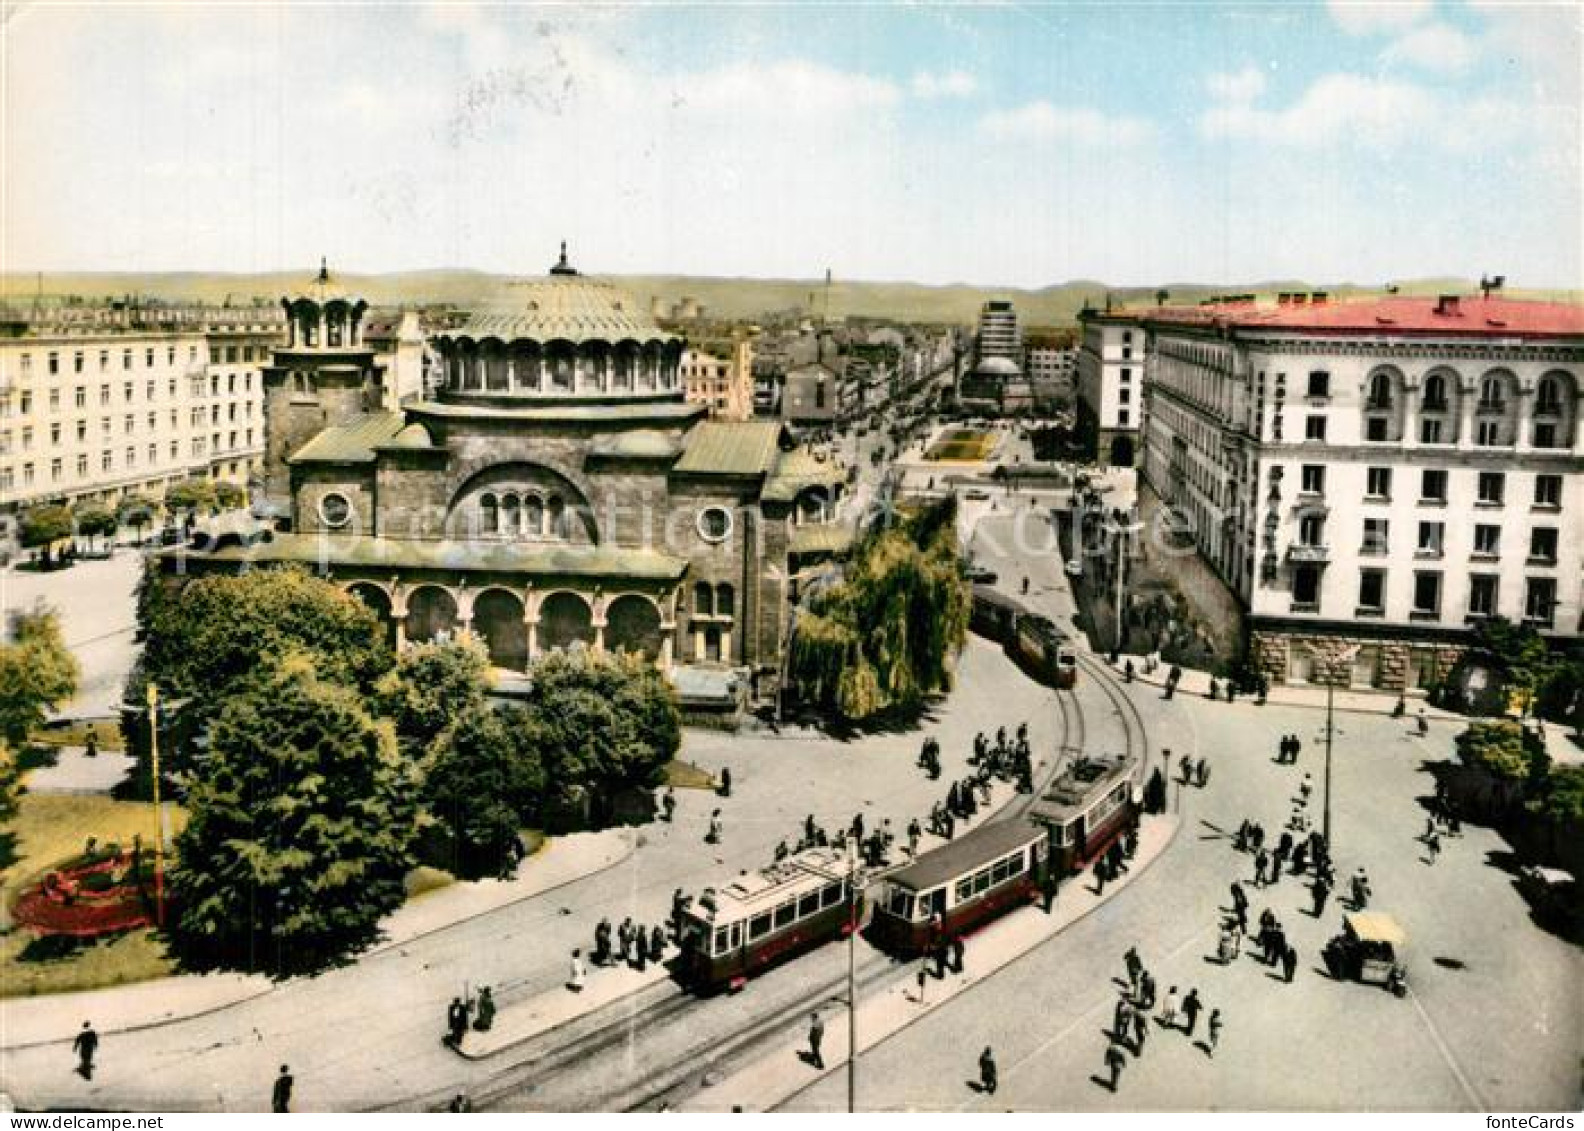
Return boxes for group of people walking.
[1102,946,1224,1092]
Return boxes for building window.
[98,350,108,370]
[1476,421,1501,446]
[698,506,734,543]
[144,348,154,368]
[75,453,87,477]
[123,381,133,402]
[74,386,85,409]
[1307,371,1330,398]
[19,391,30,413]
[1117,409,1130,426]
[1525,578,1557,626]
[1119,388,1131,405]
[47,352,58,375]
[1304,415,1327,441]
[1300,465,1325,494]
[1292,565,1321,610]
[148,443,157,464]
[1365,417,1387,442]
[1535,376,1564,415]
[1420,419,1443,444]
[1478,376,1504,410]
[122,349,131,370]
[49,422,60,445]
[1416,521,1444,556]
[1477,472,1505,505]
[1420,469,1447,502]
[1366,467,1391,499]
[1357,569,1385,613]
[1120,368,1132,384]
[1422,374,1448,410]
[1469,575,1497,617]
[125,445,135,468]
[1529,527,1558,563]
[1473,524,1500,556]
[100,385,110,406]
[1534,474,1562,508]
[1299,513,1325,546]
[101,451,112,472]
[1412,572,1442,616]
[146,380,155,401]
[50,457,61,482]
[319,492,353,528]
[1532,422,1558,448]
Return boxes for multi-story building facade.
[0,301,285,532]
[680,338,754,421]
[961,300,1032,413]
[1136,292,1583,690]
[1077,309,1145,466]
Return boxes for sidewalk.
[0,828,633,1050]
[680,812,1181,1113]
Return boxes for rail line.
[452,646,1146,1113]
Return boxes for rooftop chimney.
[1434,294,1462,316]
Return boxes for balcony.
[1286,543,1330,563]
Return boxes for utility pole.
[146,683,166,926]
[846,836,858,1113]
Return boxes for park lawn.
[664,759,718,790]
[1,794,187,998]
[924,429,995,462]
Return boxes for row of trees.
[0,606,81,834]
[1452,720,1583,874]
[17,479,248,563]
[788,498,969,722]
[132,564,680,977]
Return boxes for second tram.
[1028,753,1138,875]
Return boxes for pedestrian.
[1230,880,1247,915]
[272,1064,294,1113]
[1254,849,1268,887]
[951,937,965,975]
[851,811,865,841]
[1300,774,1313,802]
[670,891,688,940]
[1426,830,1441,865]
[1291,736,1302,763]
[72,1021,98,1079]
[84,732,99,759]
[1207,1009,1222,1056]
[1103,1039,1127,1092]
[1351,867,1371,909]
[662,787,676,822]
[650,924,666,962]
[718,766,733,797]
[445,997,469,1047]
[1281,943,1298,983]
[805,813,818,843]
[1132,1007,1148,1054]
[568,949,587,992]
[1139,971,1156,1011]
[908,819,922,860]
[808,1012,825,1069]
[1158,985,1178,1028]
[1042,866,1059,914]
[1113,995,1132,1040]
[473,986,496,1032]
[1195,757,1209,788]
[448,1092,473,1112]
[1181,988,1202,1036]
[1094,857,1108,895]
[1311,876,1331,917]
[1179,754,1193,785]
[706,809,722,844]
[979,1046,998,1095]
[1124,946,1142,993]
[594,917,612,965]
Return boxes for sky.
[2,0,1580,289]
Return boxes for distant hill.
[2,270,1575,327]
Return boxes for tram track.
[459,638,1147,1114]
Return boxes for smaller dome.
[975,356,1022,377]
[291,258,352,305]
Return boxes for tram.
[1027,752,1138,876]
[969,586,1077,689]
[868,819,1049,955]
[677,846,859,992]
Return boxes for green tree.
[131,566,393,758]
[423,702,545,879]
[166,655,421,977]
[0,740,20,830]
[1455,720,1550,818]
[117,493,160,540]
[1529,764,1584,826]
[525,649,680,801]
[164,478,218,515]
[214,481,248,510]
[373,635,492,753]
[1471,617,1557,715]
[75,503,118,550]
[0,605,80,749]
[19,504,74,567]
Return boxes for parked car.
[964,565,998,585]
[963,488,990,501]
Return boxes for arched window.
[694,582,714,618]
[523,494,544,535]
[716,583,735,618]
[1423,374,1447,411]
[1537,375,1563,415]
[480,493,498,534]
[1367,373,1391,409]
[501,493,520,535]
[1479,376,1505,410]
[547,495,567,538]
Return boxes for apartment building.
[1135,292,1583,689]
[680,338,754,421]
[0,302,285,526]
[1077,308,1145,466]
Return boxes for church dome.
[433,245,684,402]
[974,356,1022,377]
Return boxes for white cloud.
[911,69,977,99]
[1206,65,1267,104]
[1381,21,1477,72]
[1200,72,1459,149]
[981,101,1152,146]
[683,60,902,116]
[1326,0,1433,36]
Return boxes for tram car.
[868,819,1049,955]
[1028,752,1138,875]
[969,586,1078,690]
[677,846,859,992]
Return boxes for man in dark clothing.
[1103,1041,1127,1091]
[272,1065,294,1113]
[1113,996,1132,1040]
[1230,881,1248,918]
[72,1022,98,1079]
[1139,971,1156,1010]
[807,1013,825,1069]
[662,789,676,822]
[1282,943,1298,983]
[1042,867,1059,913]
[1124,947,1142,995]
[951,937,965,975]
[1311,876,1331,917]
[1180,989,1203,1036]
[718,767,732,797]
[1132,1008,1148,1054]
[445,997,469,1048]
[650,924,667,962]
[979,1047,998,1095]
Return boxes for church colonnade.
[440,338,682,396]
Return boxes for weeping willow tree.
[788,498,969,722]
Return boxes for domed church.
[172,248,849,705]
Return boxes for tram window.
[991,858,1011,884]
[714,928,730,955]
[956,878,974,903]
[887,889,914,919]
[1008,851,1025,875]
[797,892,821,918]
[821,882,843,908]
[1050,825,1067,846]
[774,902,796,929]
[974,871,991,895]
[749,912,772,940]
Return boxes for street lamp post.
[846,837,858,1113]
[145,683,167,927]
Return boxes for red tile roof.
[1125,295,1584,339]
